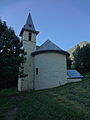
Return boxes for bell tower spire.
[19,13,39,36]
[18,13,39,91]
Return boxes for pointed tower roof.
[31,40,69,57]
[19,13,39,36]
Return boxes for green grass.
[0,74,90,120]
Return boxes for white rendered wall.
[18,31,36,91]
[23,31,36,43]
[67,78,82,83]
[34,52,68,90]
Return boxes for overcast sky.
[0,0,90,50]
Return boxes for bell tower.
[18,13,39,91]
[19,13,39,51]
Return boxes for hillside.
[68,41,90,60]
[0,74,90,120]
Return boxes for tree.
[0,18,26,89]
[67,57,72,69]
[72,44,90,73]
[82,44,90,73]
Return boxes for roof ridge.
[37,40,62,51]
[32,40,70,57]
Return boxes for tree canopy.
[0,19,26,88]
[72,44,90,73]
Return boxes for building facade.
[18,13,69,91]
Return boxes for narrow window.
[29,33,32,41]
[36,68,38,75]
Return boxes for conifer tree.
[72,44,90,73]
[0,18,26,88]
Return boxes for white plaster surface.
[18,31,36,91]
[34,52,68,90]
[67,78,82,83]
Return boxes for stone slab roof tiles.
[32,40,69,57]
[19,13,39,36]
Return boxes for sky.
[0,0,90,50]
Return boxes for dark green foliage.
[72,44,90,73]
[67,57,72,69]
[0,18,26,89]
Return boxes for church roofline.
[31,49,70,57]
[31,40,70,57]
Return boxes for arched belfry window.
[29,32,32,41]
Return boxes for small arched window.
[29,33,32,41]
[36,68,38,75]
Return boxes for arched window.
[29,33,32,41]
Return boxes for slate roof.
[67,70,83,79]
[32,40,69,57]
[19,13,39,36]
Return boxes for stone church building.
[18,13,71,91]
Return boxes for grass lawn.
[0,74,90,120]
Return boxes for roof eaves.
[31,49,69,57]
[19,28,39,36]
